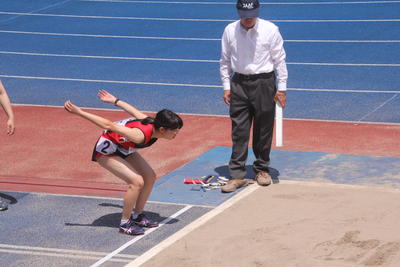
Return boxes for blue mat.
[150,146,400,206]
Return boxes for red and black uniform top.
[92,118,158,161]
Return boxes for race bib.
[95,136,118,155]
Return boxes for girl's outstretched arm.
[64,100,112,129]
[97,89,147,119]
[64,100,145,143]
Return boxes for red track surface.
[1,106,399,197]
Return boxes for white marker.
[275,103,283,147]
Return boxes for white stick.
[275,103,283,147]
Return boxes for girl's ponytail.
[141,116,155,125]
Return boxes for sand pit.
[139,181,400,267]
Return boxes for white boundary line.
[357,94,398,121]
[0,188,216,208]
[288,62,400,67]
[0,249,132,263]
[14,0,71,14]
[0,74,221,88]
[126,183,259,266]
[280,117,400,126]
[1,30,399,43]
[0,51,219,63]
[278,19,400,22]
[0,11,233,22]
[0,0,72,24]
[2,51,400,67]
[0,243,134,257]
[287,40,400,43]
[90,205,193,267]
[288,88,400,94]
[1,74,399,94]
[0,30,221,41]
[80,0,400,5]
[0,244,136,262]
[1,11,400,23]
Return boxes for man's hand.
[98,89,117,104]
[223,90,231,105]
[274,91,287,108]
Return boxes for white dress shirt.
[220,18,288,91]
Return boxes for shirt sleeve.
[220,28,232,91]
[270,28,288,91]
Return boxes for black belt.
[233,71,274,81]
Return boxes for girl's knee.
[127,177,144,189]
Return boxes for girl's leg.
[125,152,157,214]
[96,155,144,220]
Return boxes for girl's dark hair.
[141,109,183,130]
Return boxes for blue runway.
[1,33,400,63]
[3,0,400,20]
[2,53,400,91]
[0,191,212,266]
[1,0,399,122]
[1,15,399,40]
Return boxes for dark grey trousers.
[229,72,276,179]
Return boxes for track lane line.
[0,0,72,24]
[1,11,400,22]
[0,243,136,258]
[0,248,135,263]
[357,94,399,122]
[1,74,399,94]
[80,0,400,5]
[1,51,400,67]
[1,30,399,43]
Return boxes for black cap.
[236,0,260,18]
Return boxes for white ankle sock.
[120,219,129,225]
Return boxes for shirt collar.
[239,18,259,33]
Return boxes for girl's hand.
[64,100,81,114]
[6,118,15,135]
[98,89,117,104]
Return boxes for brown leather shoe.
[255,171,272,186]
[221,178,248,193]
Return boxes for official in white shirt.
[220,0,288,193]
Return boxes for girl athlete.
[0,80,15,211]
[64,90,183,235]
[0,80,15,136]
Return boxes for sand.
[139,181,400,267]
